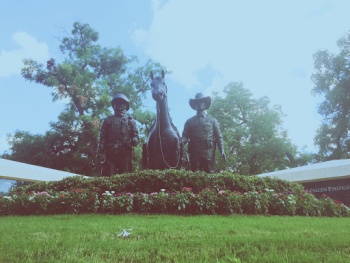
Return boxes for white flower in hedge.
[102,191,113,196]
[35,191,51,197]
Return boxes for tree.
[2,131,55,168]
[209,82,301,175]
[4,22,162,175]
[311,31,350,160]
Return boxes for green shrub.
[216,190,243,214]
[9,169,303,195]
[242,191,270,215]
[1,170,348,217]
[296,191,322,216]
[319,194,350,217]
[99,191,133,214]
[268,191,297,216]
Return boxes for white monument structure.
[258,159,350,206]
[0,158,82,193]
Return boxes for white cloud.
[133,0,344,91]
[136,2,266,90]
[0,32,49,77]
[132,0,350,151]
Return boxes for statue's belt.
[106,141,129,148]
[190,138,214,143]
[189,138,214,149]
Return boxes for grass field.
[1,214,349,262]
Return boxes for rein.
[155,100,181,169]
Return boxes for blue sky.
[1,0,350,163]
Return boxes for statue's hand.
[181,137,188,145]
[131,138,138,146]
[94,150,104,165]
[97,145,104,154]
[124,142,132,149]
[222,152,227,161]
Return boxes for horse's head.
[150,70,167,102]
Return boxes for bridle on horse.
[152,79,181,169]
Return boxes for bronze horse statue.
[143,70,182,169]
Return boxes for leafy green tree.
[2,131,55,168]
[209,82,301,175]
[4,22,162,175]
[311,31,350,160]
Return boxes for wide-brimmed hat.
[111,92,130,111]
[189,93,211,110]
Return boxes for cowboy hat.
[189,93,211,110]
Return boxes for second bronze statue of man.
[182,93,226,173]
[97,93,139,176]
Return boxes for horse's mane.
[148,114,180,139]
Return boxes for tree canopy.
[208,82,305,175]
[311,31,350,160]
[2,22,318,176]
[4,22,163,175]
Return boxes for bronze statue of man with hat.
[181,93,226,173]
[97,92,139,176]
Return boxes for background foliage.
[4,24,350,176]
[209,82,314,174]
[2,22,163,175]
[312,30,350,160]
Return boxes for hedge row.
[9,169,304,195]
[2,170,349,217]
[1,187,349,217]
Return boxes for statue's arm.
[97,118,108,153]
[129,119,139,146]
[213,118,226,160]
[181,120,190,144]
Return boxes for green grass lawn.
[1,214,349,263]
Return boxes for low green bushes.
[1,170,349,216]
[8,170,303,194]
